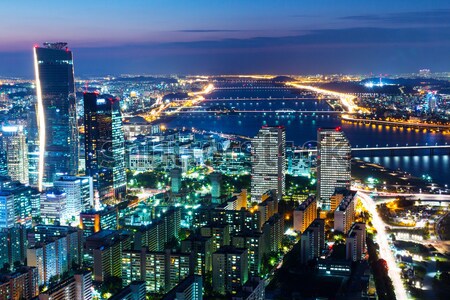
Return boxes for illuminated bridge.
[164,109,347,115]
[213,86,298,90]
[295,143,450,155]
[201,97,321,101]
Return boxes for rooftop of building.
[108,281,146,300]
[336,193,356,212]
[347,222,366,235]
[85,229,118,241]
[54,175,90,182]
[81,206,117,216]
[162,275,202,300]
[214,245,247,255]
[296,195,316,211]
[332,188,356,197]
[264,213,282,226]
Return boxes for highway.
[357,191,409,300]
[286,82,363,113]
[139,83,214,122]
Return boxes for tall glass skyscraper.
[33,43,79,191]
[84,93,126,204]
[317,127,351,210]
[251,126,286,202]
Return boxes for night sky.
[1,0,450,77]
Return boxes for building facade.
[33,43,79,191]
[293,195,317,233]
[1,125,29,185]
[251,126,286,202]
[83,93,126,203]
[317,128,351,210]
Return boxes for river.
[163,87,450,186]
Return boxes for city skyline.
[1,2,450,299]
[1,1,450,76]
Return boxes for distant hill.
[272,76,294,82]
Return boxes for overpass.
[354,189,450,202]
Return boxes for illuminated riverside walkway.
[342,115,450,131]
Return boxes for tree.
[101,276,123,297]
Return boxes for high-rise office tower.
[54,176,93,223]
[0,178,38,228]
[40,188,68,224]
[33,43,79,191]
[317,127,351,210]
[1,125,29,185]
[251,126,286,202]
[80,207,118,237]
[84,93,126,203]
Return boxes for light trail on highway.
[286,82,367,113]
[140,83,214,122]
[166,83,215,116]
[357,191,409,300]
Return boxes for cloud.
[148,26,450,51]
[341,9,450,26]
[176,29,242,33]
[3,25,450,77]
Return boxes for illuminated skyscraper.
[54,176,94,223]
[1,125,29,185]
[33,43,79,191]
[250,126,286,202]
[84,93,126,203]
[317,128,351,210]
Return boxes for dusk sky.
[1,0,450,77]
